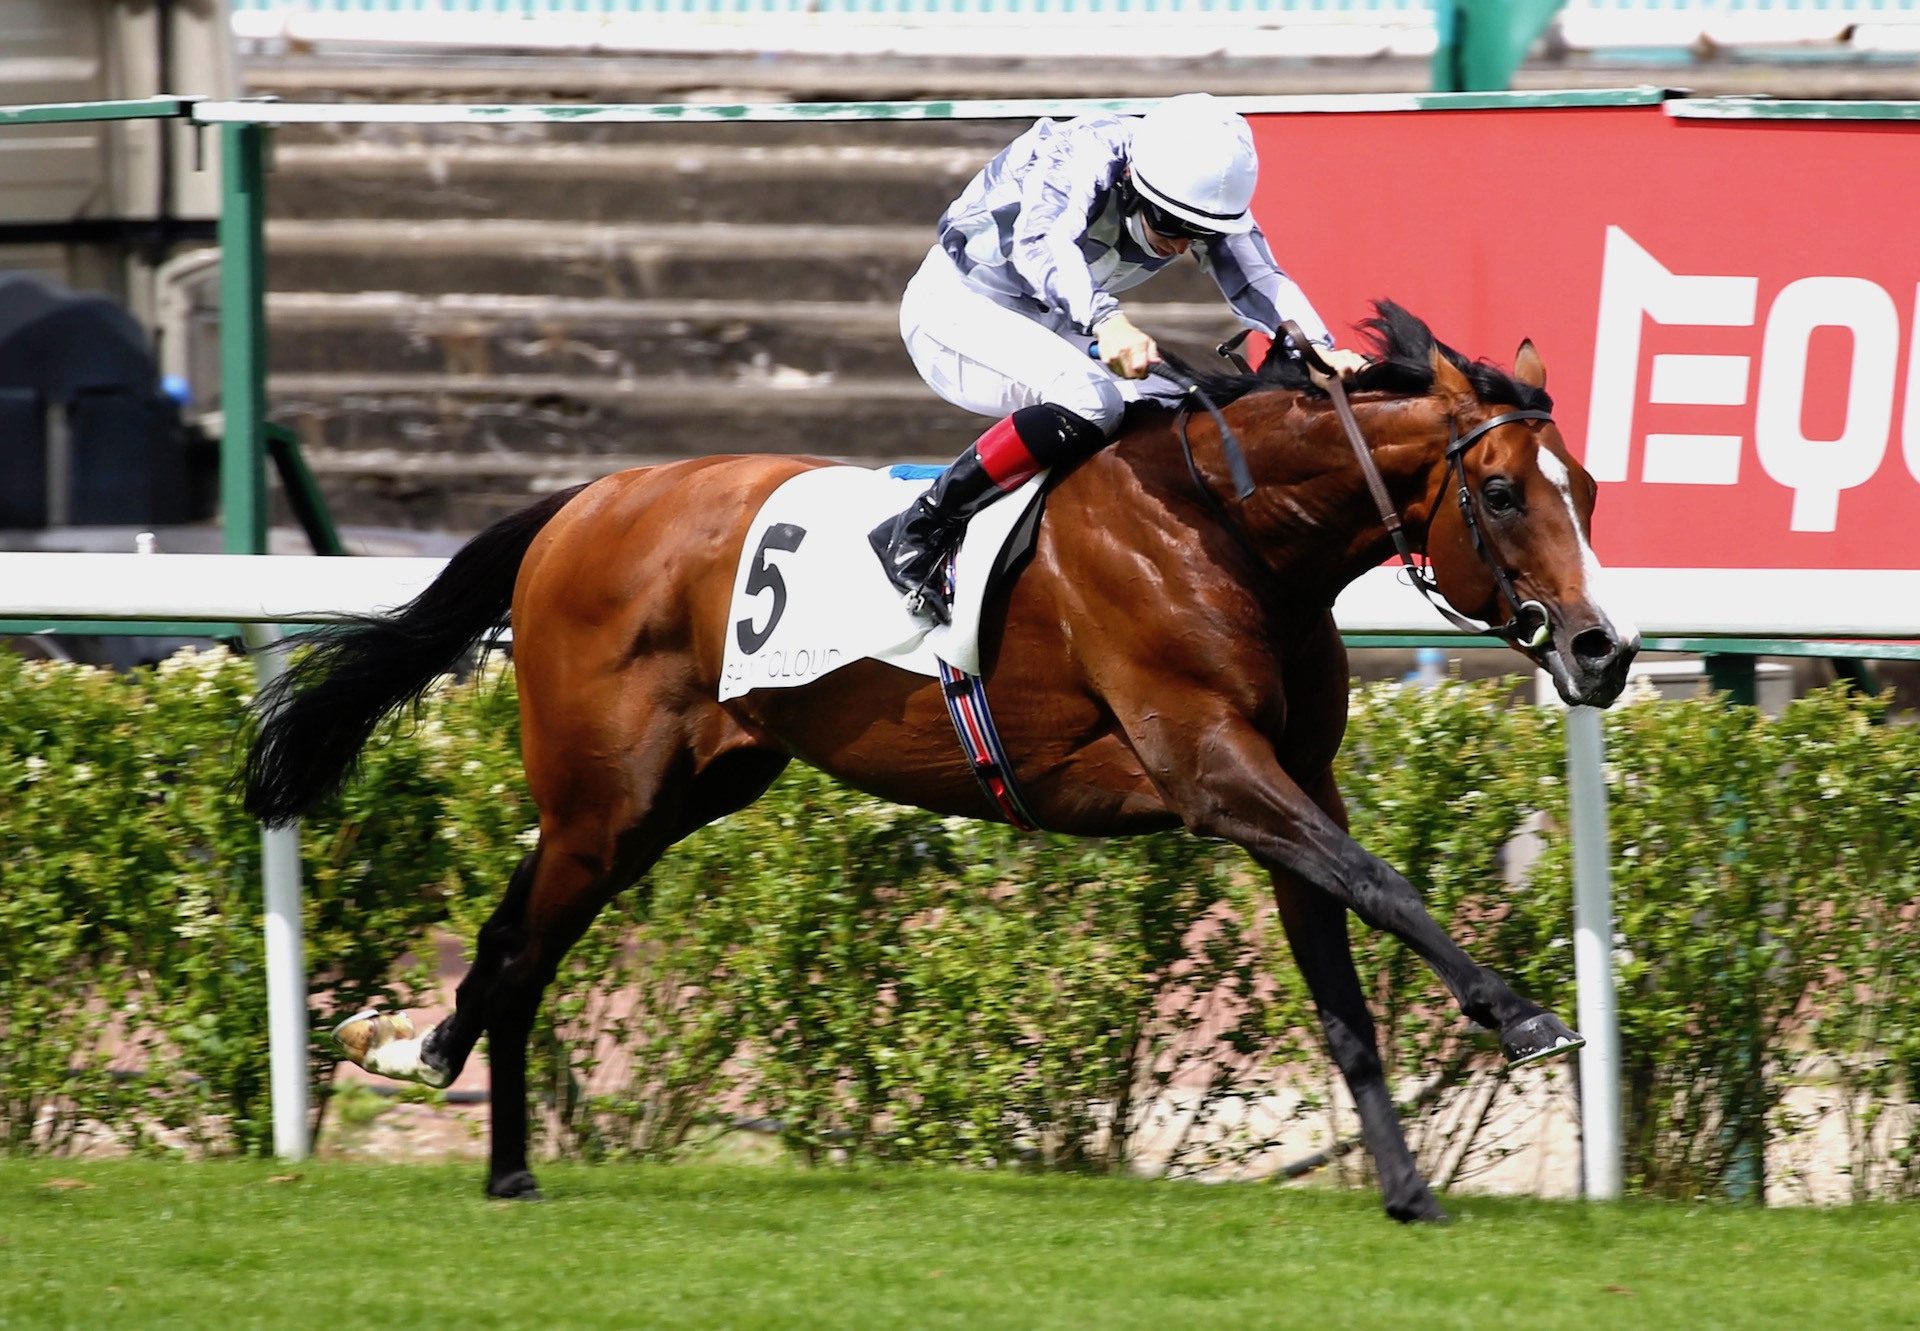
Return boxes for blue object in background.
[1405,645,1447,688]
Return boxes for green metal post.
[1432,0,1568,93]
[1827,656,1880,698]
[219,122,270,556]
[265,423,346,556]
[1704,654,1758,707]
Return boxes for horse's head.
[1416,337,1639,708]
[1173,301,1638,706]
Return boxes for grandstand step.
[270,372,986,459]
[270,142,981,227]
[266,112,1027,153]
[264,293,1244,378]
[237,47,1406,534]
[245,50,1423,108]
[288,464,618,533]
[264,219,1230,303]
[244,46,1920,122]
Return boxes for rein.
[1154,351,1279,580]
[1168,323,1555,649]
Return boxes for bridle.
[1166,324,1555,650]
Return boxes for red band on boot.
[973,415,1042,491]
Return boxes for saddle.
[717,464,1046,702]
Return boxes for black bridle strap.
[1448,408,1556,459]
[1215,328,1255,375]
[1151,349,1282,578]
[1445,409,1555,645]
[1156,350,1256,501]
[1175,402,1278,579]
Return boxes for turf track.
[1,1162,1915,1329]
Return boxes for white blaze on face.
[1536,448,1641,646]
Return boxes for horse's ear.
[1514,338,1547,389]
[1428,344,1472,399]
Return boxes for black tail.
[242,485,586,827]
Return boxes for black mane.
[1163,299,1552,414]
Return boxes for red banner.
[1247,105,1920,573]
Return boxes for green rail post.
[1827,656,1880,698]
[265,423,346,556]
[220,121,270,556]
[1704,654,1759,707]
[1432,0,1568,93]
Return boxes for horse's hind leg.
[1273,876,1446,1223]
[334,764,679,1182]
[473,741,788,1200]
[475,805,665,1201]
[332,697,788,1197]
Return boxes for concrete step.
[246,50,1425,107]
[271,371,985,459]
[264,219,1229,303]
[270,142,981,226]
[264,292,1242,378]
[289,467,592,534]
[244,47,1920,111]
[266,113,1028,153]
[246,53,1178,152]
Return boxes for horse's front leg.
[1272,872,1445,1222]
[1133,708,1579,1065]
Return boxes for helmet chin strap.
[1124,209,1153,252]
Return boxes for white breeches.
[899,246,1180,436]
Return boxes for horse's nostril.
[1572,627,1617,665]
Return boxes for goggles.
[1134,195,1223,244]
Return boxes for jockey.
[871,92,1368,623]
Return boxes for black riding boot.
[872,406,1107,623]
[868,445,1003,625]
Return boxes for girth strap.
[938,660,1040,832]
[934,561,1040,832]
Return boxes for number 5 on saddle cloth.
[718,462,1048,825]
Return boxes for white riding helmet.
[1127,93,1259,237]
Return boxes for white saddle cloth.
[718,465,1046,702]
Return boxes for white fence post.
[1566,704,1622,1199]
[242,623,310,1162]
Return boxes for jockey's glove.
[1094,311,1161,380]
[1322,347,1370,377]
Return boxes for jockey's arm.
[1199,227,1364,373]
[1007,127,1123,338]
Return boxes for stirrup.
[902,579,953,626]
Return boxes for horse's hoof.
[487,1170,543,1202]
[1502,1012,1585,1067]
[332,1009,413,1064]
[331,1009,450,1087]
[1386,1194,1451,1225]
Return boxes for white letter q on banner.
[1754,276,1898,533]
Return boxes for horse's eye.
[1482,479,1519,515]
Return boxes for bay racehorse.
[244,302,1637,1221]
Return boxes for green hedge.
[1,649,1916,1200]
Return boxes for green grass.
[1,1162,1916,1330]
